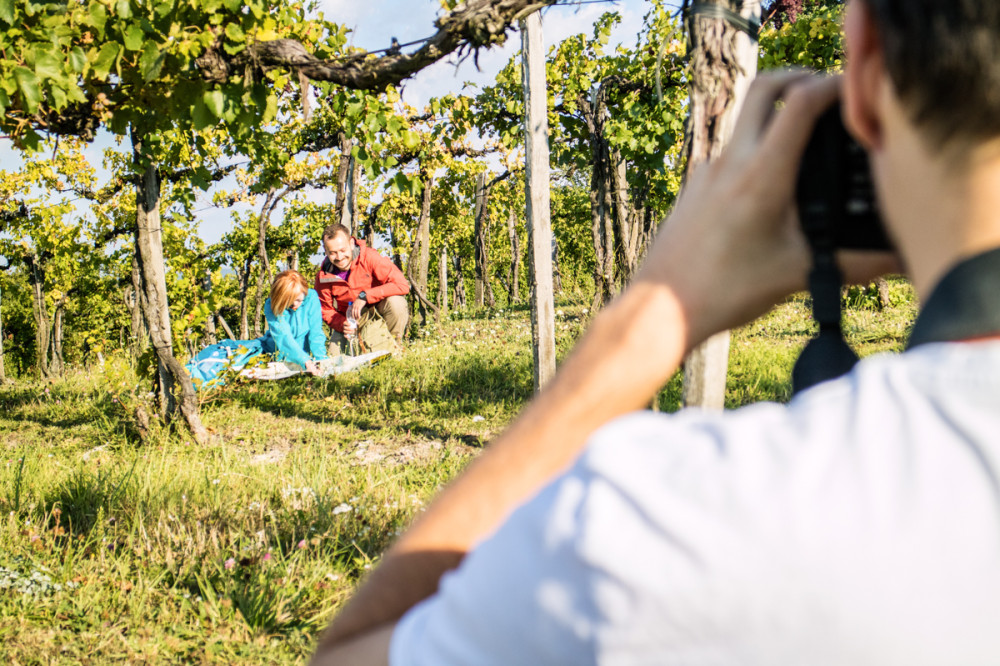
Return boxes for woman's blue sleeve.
[265,298,311,367]
[304,290,328,360]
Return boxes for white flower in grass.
[332,503,353,516]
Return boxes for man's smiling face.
[324,234,353,272]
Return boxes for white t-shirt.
[390,342,1000,665]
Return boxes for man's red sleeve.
[365,251,411,303]
[314,275,346,332]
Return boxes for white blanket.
[239,351,392,381]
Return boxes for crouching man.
[314,223,410,354]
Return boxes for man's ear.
[843,0,885,150]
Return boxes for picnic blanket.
[186,339,266,390]
[186,339,390,390]
[239,351,392,381]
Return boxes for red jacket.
[314,237,410,332]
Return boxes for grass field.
[0,282,917,663]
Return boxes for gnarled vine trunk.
[24,253,53,379]
[0,277,6,383]
[438,245,449,317]
[413,174,434,325]
[473,172,496,309]
[128,253,149,359]
[50,294,68,376]
[579,79,654,310]
[452,251,467,310]
[253,188,279,337]
[132,129,207,443]
[506,207,521,305]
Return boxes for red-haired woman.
[187,270,327,387]
[260,270,328,376]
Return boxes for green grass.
[0,283,917,663]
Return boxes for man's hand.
[349,299,366,320]
[640,72,898,346]
[304,360,322,377]
[343,320,358,337]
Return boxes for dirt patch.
[349,438,477,466]
[249,448,288,466]
[245,434,293,466]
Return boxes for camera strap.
[907,246,1000,349]
[791,248,860,395]
[792,246,1000,397]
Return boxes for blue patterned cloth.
[186,289,327,390]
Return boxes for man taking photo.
[313,1,1000,662]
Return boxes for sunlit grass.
[0,283,917,662]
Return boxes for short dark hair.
[863,0,1000,149]
[322,224,351,244]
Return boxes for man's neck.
[873,98,1000,301]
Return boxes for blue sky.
[317,0,654,108]
[2,0,669,251]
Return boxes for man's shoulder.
[358,244,399,269]
[579,343,1000,512]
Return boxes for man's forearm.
[314,279,693,653]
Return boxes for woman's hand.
[304,360,322,377]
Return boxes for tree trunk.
[128,253,149,359]
[238,252,253,339]
[506,207,521,305]
[681,0,761,411]
[552,239,563,293]
[132,129,208,443]
[406,223,440,324]
[51,295,67,376]
[415,174,434,325]
[387,221,404,271]
[580,93,618,312]
[0,277,6,383]
[452,251,467,310]
[521,11,557,392]
[349,156,361,231]
[335,133,355,233]
[438,244,449,317]
[253,188,278,337]
[217,314,236,340]
[24,253,53,379]
[875,276,891,309]
[473,172,496,309]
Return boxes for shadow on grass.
[0,382,145,442]
[223,353,533,434]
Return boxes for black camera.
[791,105,893,395]
[796,105,891,251]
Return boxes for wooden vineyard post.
[681,0,761,410]
[520,11,557,392]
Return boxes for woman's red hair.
[270,270,310,315]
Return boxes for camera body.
[796,106,891,251]
[791,105,893,395]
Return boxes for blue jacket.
[260,289,328,367]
